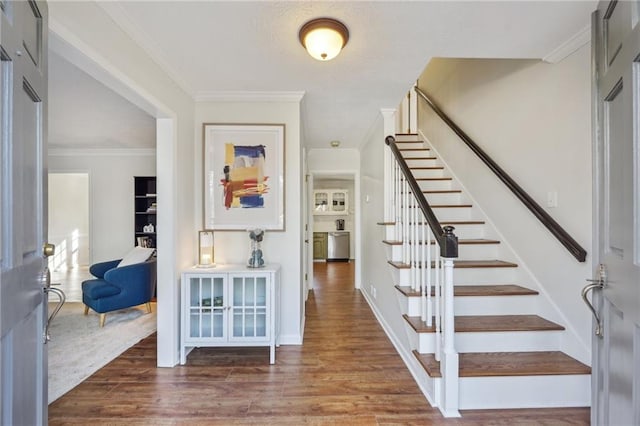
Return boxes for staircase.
[381,134,590,412]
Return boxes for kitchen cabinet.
[313,189,348,215]
[313,232,327,259]
[180,264,280,364]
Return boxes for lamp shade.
[299,18,349,61]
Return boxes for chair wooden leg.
[84,305,89,315]
[99,313,106,328]
[145,302,152,313]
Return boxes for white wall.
[48,173,89,268]
[194,99,304,344]
[359,115,415,352]
[49,1,196,367]
[418,46,593,359]
[49,152,155,263]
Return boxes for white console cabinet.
[180,264,280,364]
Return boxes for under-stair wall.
[417,50,593,363]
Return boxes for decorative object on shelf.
[198,230,215,267]
[298,18,349,61]
[142,223,155,233]
[136,236,150,248]
[203,123,285,231]
[247,228,265,268]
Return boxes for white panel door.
[592,1,640,424]
[0,1,48,424]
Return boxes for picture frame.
[203,123,285,231]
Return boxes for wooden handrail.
[385,135,458,258]
[414,86,587,262]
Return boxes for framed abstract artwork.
[203,123,285,231]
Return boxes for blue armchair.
[82,258,157,327]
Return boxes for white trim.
[543,25,591,64]
[96,2,195,98]
[195,91,305,103]
[49,148,156,157]
[278,333,303,345]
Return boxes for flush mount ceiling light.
[299,18,349,61]
[330,140,340,148]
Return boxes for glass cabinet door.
[230,274,269,340]
[314,191,328,212]
[332,191,346,212]
[188,275,225,339]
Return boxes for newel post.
[440,225,460,417]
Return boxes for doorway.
[308,171,361,291]
[48,172,90,301]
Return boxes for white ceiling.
[49,1,597,151]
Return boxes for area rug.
[47,302,156,403]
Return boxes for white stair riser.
[454,295,538,315]
[395,135,422,142]
[410,169,446,179]
[456,244,500,259]
[413,330,562,354]
[432,208,472,221]
[424,192,464,205]
[449,268,518,284]
[417,180,453,191]
[400,150,431,159]
[404,158,439,167]
[389,243,501,262]
[395,267,518,287]
[441,224,485,239]
[458,375,590,409]
[403,295,539,317]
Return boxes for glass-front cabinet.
[181,264,280,365]
[313,189,348,215]
[230,274,269,340]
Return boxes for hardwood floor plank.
[49,261,589,424]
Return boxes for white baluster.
[411,195,418,291]
[403,178,409,265]
[421,216,427,323]
[425,225,432,325]
[434,254,441,362]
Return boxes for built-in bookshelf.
[134,176,157,248]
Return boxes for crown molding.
[195,91,306,103]
[49,148,156,157]
[543,25,591,64]
[96,2,195,98]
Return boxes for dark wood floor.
[49,261,590,425]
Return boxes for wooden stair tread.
[413,351,591,378]
[400,148,430,152]
[430,204,472,208]
[383,239,500,246]
[388,259,517,269]
[415,177,451,181]
[406,156,437,160]
[410,166,444,170]
[453,260,517,268]
[423,190,462,194]
[377,220,485,226]
[403,314,564,333]
[394,284,538,298]
[440,220,485,225]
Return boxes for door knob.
[43,243,55,258]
